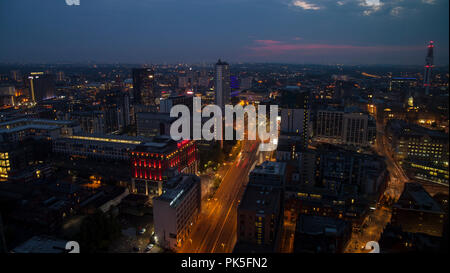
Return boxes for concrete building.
[391,183,445,237]
[159,95,194,114]
[130,138,197,196]
[279,90,311,149]
[132,68,156,106]
[386,119,448,185]
[235,184,283,252]
[249,161,287,189]
[214,59,230,110]
[11,236,69,253]
[153,174,201,251]
[386,119,448,163]
[0,118,80,143]
[70,111,105,134]
[52,133,147,161]
[136,112,175,137]
[284,144,388,228]
[26,72,56,103]
[293,214,351,253]
[314,106,376,147]
[0,85,15,107]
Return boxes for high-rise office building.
[132,68,157,105]
[26,72,56,103]
[99,90,131,133]
[279,90,311,149]
[423,41,434,95]
[235,161,286,252]
[214,59,230,110]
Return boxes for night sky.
[1,0,448,65]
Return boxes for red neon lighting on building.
[177,140,190,148]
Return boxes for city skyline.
[0,0,449,65]
[0,0,448,259]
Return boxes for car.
[138,228,146,235]
[133,246,140,252]
[145,244,154,252]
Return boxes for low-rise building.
[293,214,351,253]
[391,182,445,237]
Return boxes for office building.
[153,174,201,250]
[0,118,80,143]
[391,183,445,237]
[293,214,351,253]
[386,119,448,163]
[386,119,448,185]
[159,95,194,114]
[132,68,157,105]
[314,107,376,147]
[70,111,105,134]
[136,112,175,137]
[249,161,287,189]
[130,138,197,196]
[389,77,418,92]
[235,184,283,252]
[214,59,230,110]
[52,133,147,161]
[0,85,15,107]
[279,90,311,149]
[26,72,56,103]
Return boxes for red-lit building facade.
[130,137,197,196]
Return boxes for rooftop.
[154,174,200,207]
[395,182,443,212]
[251,161,286,176]
[238,184,281,215]
[387,119,448,140]
[296,214,349,236]
[12,236,68,253]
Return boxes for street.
[178,139,259,253]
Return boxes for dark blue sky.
[1,0,448,65]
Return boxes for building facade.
[153,174,201,251]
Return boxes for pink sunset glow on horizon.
[246,39,425,56]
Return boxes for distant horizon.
[0,61,448,68]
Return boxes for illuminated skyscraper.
[26,72,56,103]
[423,41,434,95]
[214,59,230,110]
[132,68,157,106]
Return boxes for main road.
[178,139,259,253]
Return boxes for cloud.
[291,0,322,10]
[285,0,440,17]
[359,0,383,15]
[390,6,403,16]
